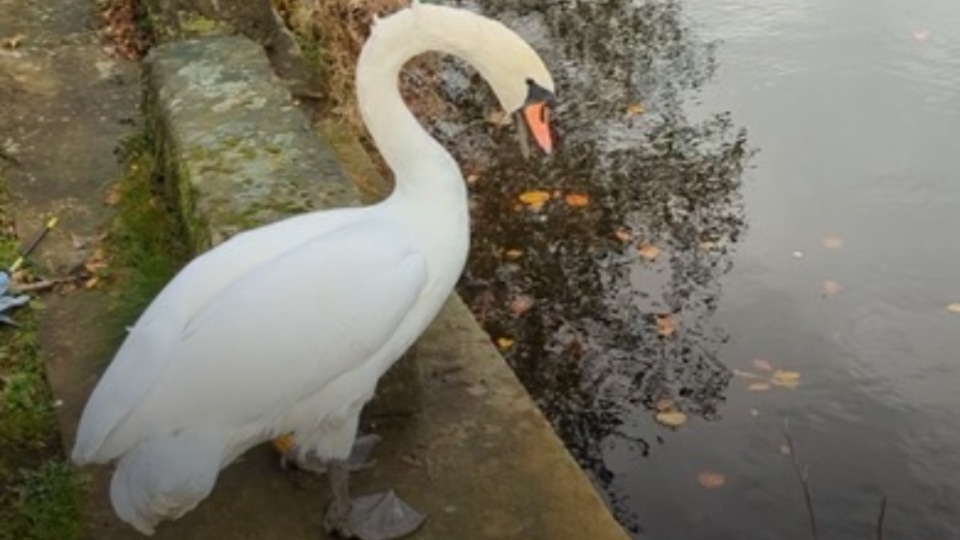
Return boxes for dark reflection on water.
[436,0,750,532]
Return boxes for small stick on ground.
[783,419,819,540]
[876,495,887,540]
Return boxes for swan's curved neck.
[356,6,492,201]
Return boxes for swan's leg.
[277,433,382,474]
[323,460,425,540]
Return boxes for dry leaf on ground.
[655,411,687,428]
[697,471,726,489]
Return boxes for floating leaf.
[625,103,645,117]
[638,243,661,262]
[733,369,764,380]
[495,337,515,350]
[750,408,760,418]
[518,190,551,211]
[654,313,677,337]
[822,280,843,296]
[772,370,801,389]
[912,29,931,41]
[613,228,631,243]
[822,235,844,249]
[748,382,772,392]
[752,358,773,372]
[792,251,804,258]
[779,443,791,455]
[504,248,524,260]
[655,411,687,428]
[564,192,590,207]
[466,174,479,185]
[509,295,535,316]
[946,303,960,313]
[655,398,674,412]
[697,471,726,489]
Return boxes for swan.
[71,3,555,539]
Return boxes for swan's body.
[72,3,554,536]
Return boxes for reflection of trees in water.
[446,0,751,530]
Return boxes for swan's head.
[473,26,556,154]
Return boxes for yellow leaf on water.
[625,103,645,117]
[655,411,687,428]
[564,192,590,207]
[946,303,960,313]
[495,337,515,350]
[772,370,801,389]
[518,190,551,210]
[753,358,773,372]
[638,243,661,262]
[697,471,726,489]
[748,382,772,392]
[504,248,524,260]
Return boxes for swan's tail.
[109,431,224,535]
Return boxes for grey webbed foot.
[324,461,425,540]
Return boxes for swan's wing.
[73,220,427,462]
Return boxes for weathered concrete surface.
[144,35,421,416]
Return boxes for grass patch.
[0,183,84,540]
[105,132,189,330]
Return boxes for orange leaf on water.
[697,471,726,489]
[625,103,645,117]
[495,337,515,350]
[638,243,661,262]
[564,192,590,207]
[613,228,632,243]
[654,313,677,337]
[518,190,551,210]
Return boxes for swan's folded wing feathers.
[75,221,427,462]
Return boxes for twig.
[876,495,887,540]
[783,419,819,540]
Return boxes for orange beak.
[522,101,553,154]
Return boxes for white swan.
[72,3,555,538]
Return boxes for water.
[447,0,960,537]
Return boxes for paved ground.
[0,1,629,539]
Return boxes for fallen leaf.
[638,243,661,262]
[613,228,631,243]
[822,280,843,296]
[748,382,772,392]
[625,103,645,117]
[2,34,26,49]
[495,337,515,350]
[822,235,844,249]
[84,277,100,289]
[772,370,801,389]
[509,295,535,316]
[655,398,674,412]
[466,174,479,185]
[946,303,960,313]
[753,358,773,372]
[697,471,726,489]
[654,313,677,337]
[655,410,687,428]
[504,248,524,260]
[518,190,551,211]
[732,369,764,380]
[564,192,590,207]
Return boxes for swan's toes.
[325,490,424,540]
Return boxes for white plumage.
[73,3,555,536]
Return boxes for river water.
[450,0,960,537]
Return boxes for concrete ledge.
[141,34,629,539]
